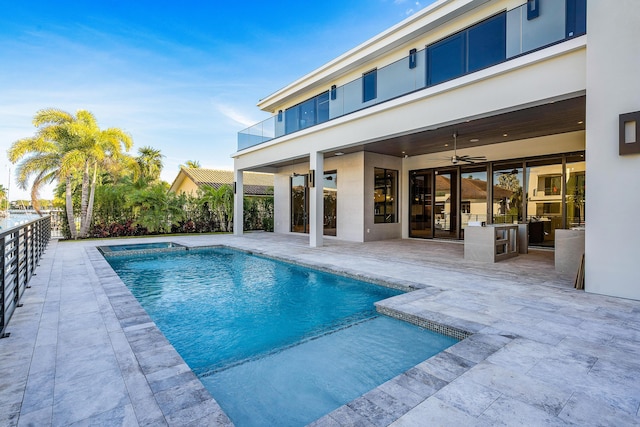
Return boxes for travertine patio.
[1,233,639,426]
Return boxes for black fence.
[1,216,51,337]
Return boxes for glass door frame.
[291,174,309,233]
[409,170,434,238]
[408,152,585,247]
[433,168,460,239]
[291,171,338,236]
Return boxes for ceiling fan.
[497,168,519,176]
[450,132,486,164]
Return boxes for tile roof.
[172,168,273,196]
[436,175,513,199]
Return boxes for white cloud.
[214,102,265,128]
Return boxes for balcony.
[238,0,586,151]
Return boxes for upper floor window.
[363,69,377,103]
[566,0,587,37]
[285,91,330,134]
[542,175,562,196]
[427,12,506,86]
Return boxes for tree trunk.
[31,185,42,216]
[80,163,98,237]
[78,160,90,238]
[65,175,77,239]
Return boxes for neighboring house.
[169,168,273,196]
[231,0,640,300]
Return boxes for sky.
[0,0,434,200]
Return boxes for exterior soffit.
[257,0,492,112]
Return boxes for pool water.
[106,247,457,426]
[98,241,184,255]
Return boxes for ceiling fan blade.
[497,168,519,175]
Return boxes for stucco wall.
[271,153,366,241]
[585,0,640,300]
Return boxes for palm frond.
[33,108,74,127]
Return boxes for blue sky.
[0,0,433,200]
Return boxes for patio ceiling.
[261,95,585,169]
[328,95,586,158]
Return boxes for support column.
[309,152,324,247]
[233,168,244,236]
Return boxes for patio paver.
[1,233,639,426]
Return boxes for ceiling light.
[470,138,479,142]
[335,152,344,156]
[444,143,449,147]
[578,121,584,124]
[503,133,508,137]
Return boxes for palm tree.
[200,184,234,232]
[0,184,7,212]
[136,146,164,184]
[183,160,201,168]
[126,183,185,233]
[9,108,132,238]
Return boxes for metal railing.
[1,216,51,337]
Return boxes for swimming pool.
[106,246,457,426]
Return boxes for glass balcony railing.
[238,0,586,151]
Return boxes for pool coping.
[86,245,234,426]
[92,242,513,426]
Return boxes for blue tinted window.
[427,33,465,86]
[566,0,587,37]
[468,13,506,72]
[285,107,299,134]
[363,70,377,102]
[284,91,330,134]
[317,91,329,123]
[298,98,316,129]
[427,12,506,86]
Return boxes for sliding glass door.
[291,175,308,233]
[323,171,337,236]
[291,171,338,236]
[434,170,458,239]
[409,152,585,247]
[410,171,433,238]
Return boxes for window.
[467,13,506,72]
[427,34,465,86]
[284,91,330,134]
[374,168,397,223]
[543,176,562,196]
[461,201,471,214]
[566,0,587,38]
[427,12,506,86]
[363,69,377,103]
[538,202,561,215]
